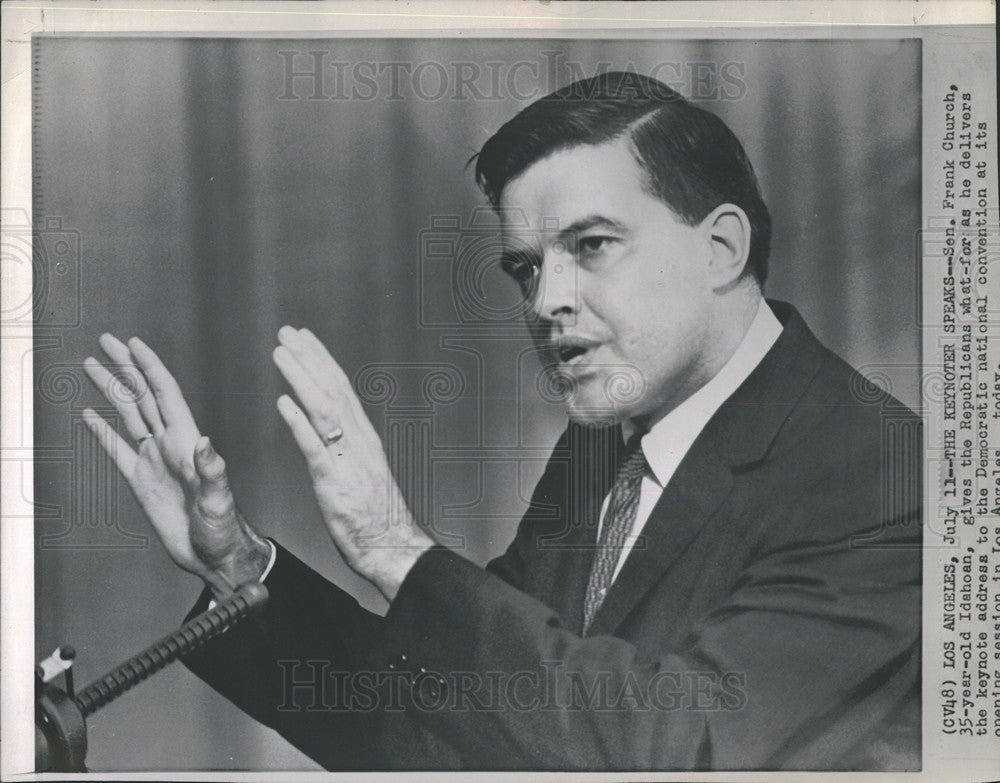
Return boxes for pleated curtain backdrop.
[32,37,919,769]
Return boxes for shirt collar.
[625,299,784,487]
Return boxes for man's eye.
[577,235,612,255]
[499,255,538,285]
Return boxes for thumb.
[193,436,233,517]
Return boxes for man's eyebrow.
[555,215,628,240]
[498,215,628,260]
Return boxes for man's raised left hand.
[272,326,434,601]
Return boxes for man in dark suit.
[83,72,921,770]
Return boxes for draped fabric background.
[32,38,920,769]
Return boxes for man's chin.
[560,371,648,426]
[564,395,626,427]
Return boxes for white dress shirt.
[599,299,783,583]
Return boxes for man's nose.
[531,251,578,322]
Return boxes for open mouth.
[553,339,597,367]
[559,345,588,364]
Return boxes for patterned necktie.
[582,434,647,633]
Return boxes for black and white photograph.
[2,2,997,779]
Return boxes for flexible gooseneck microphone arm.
[36,581,269,772]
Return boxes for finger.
[83,357,154,442]
[273,345,344,442]
[193,436,233,519]
[178,447,199,489]
[276,394,333,481]
[99,333,166,436]
[82,408,138,478]
[104,434,189,551]
[278,326,371,424]
[125,336,198,432]
[297,328,372,421]
[277,326,355,394]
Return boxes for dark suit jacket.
[183,301,922,771]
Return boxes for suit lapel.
[583,300,829,636]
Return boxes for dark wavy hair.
[472,71,772,285]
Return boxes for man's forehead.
[497,140,645,235]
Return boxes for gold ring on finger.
[322,427,343,446]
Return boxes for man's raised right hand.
[82,334,271,600]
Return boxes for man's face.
[499,138,719,426]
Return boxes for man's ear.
[699,204,752,289]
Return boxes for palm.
[157,422,200,477]
[131,444,202,573]
[82,334,266,593]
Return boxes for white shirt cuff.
[259,538,278,582]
